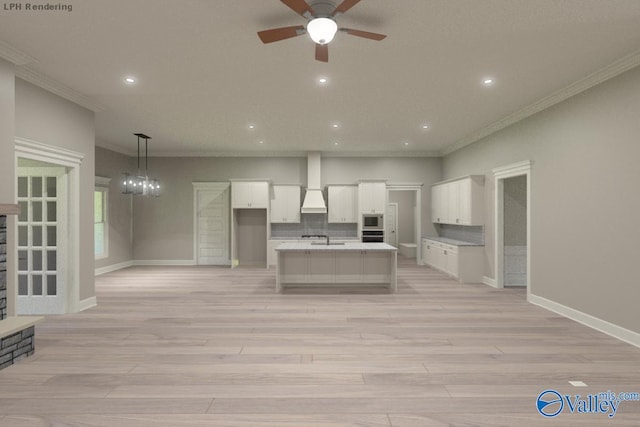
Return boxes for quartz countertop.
[276,242,397,251]
[270,237,359,241]
[422,236,484,246]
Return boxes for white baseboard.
[483,276,498,288]
[528,294,640,348]
[95,260,134,276]
[132,259,197,266]
[76,296,97,313]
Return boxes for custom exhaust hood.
[301,152,327,214]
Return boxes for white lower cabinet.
[278,250,336,284]
[335,251,363,283]
[279,251,308,283]
[363,251,391,283]
[268,240,298,267]
[332,250,390,284]
[421,238,483,283]
[308,252,335,283]
[278,250,394,285]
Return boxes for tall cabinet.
[232,181,269,209]
[359,181,386,214]
[230,180,270,268]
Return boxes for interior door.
[17,166,67,314]
[385,203,398,247]
[196,185,230,265]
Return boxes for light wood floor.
[1,256,639,426]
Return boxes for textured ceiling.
[2,0,640,156]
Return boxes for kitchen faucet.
[301,234,330,245]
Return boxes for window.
[95,177,111,259]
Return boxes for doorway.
[17,160,68,314]
[15,137,83,314]
[503,175,527,287]
[386,184,422,263]
[493,161,532,295]
[193,182,230,265]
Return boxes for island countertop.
[275,242,397,252]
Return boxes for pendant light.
[121,133,161,197]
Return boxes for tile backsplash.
[271,214,358,239]
[436,224,484,245]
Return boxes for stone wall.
[0,215,7,320]
[0,326,34,370]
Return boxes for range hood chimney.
[301,152,327,214]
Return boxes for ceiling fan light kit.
[307,17,337,45]
[258,0,386,62]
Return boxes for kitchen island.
[275,242,397,292]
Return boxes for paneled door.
[194,183,230,265]
[385,203,398,247]
[17,166,67,314]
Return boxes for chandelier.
[121,133,161,197]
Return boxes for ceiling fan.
[258,0,386,62]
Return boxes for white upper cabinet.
[431,175,484,225]
[328,185,358,223]
[431,183,448,223]
[359,182,386,214]
[270,185,301,223]
[231,181,269,209]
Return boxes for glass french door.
[17,166,67,314]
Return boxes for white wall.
[94,145,134,270]
[15,79,96,302]
[121,155,441,261]
[0,58,15,203]
[443,65,640,333]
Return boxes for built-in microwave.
[362,214,383,230]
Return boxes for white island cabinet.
[275,242,397,292]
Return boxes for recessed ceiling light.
[404,141,410,146]
[333,141,339,146]
[421,124,430,130]
[318,77,328,84]
[258,140,264,144]
[124,76,136,84]
[332,123,340,129]
[248,124,256,130]
[483,78,495,86]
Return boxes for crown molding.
[0,40,35,66]
[95,140,136,157]
[16,66,106,113]
[94,144,442,158]
[0,40,105,112]
[442,48,640,156]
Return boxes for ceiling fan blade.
[315,43,328,62]
[332,0,361,16]
[258,26,306,44]
[341,28,387,41]
[280,0,315,17]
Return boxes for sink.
[310,242,346,245]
